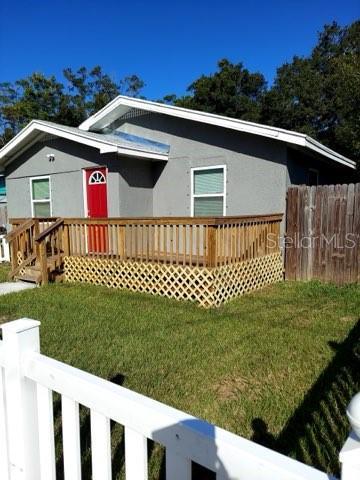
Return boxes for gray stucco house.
[0,96,356,222]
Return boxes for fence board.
[62,396,81,480]
[125,427,148,480]
[37,385,56,480]
[90,410,111,480]
[0,367,9,480]
[285,184,360,284]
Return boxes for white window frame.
[30,175,52,218]
[191,165,227,217]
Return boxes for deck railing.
[10,214,282,268]
[6,219,38,277]
[6,218,65,284]
[1,319,358,479]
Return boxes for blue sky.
[0,0,358,100]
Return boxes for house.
[0,173,7,229]
[0,96,356,222]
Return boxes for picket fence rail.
[0,319,359,480]
[0,235,9,262]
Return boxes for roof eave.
[303,136,356,169]
[0,120,168,166]
[79,96,356,169]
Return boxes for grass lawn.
[0,276,359,478]
[0,262,10,282]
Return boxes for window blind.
[194,168,224,195]
[194,197,223,216]
[33,202,51,217]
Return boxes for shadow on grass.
[53,371,221,480]
[252,319,360,477]
[55,373,126,480]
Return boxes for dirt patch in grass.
[340,315,356,323]
[214,375,252,400]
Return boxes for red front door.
[85,168,108,253]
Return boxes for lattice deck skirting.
[64,253,284,308]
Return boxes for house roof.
[0,120,169,167]
[79,96,356,170]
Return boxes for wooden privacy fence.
[8,214,284,307]
[1,318,358,480]
[285,184,360,283]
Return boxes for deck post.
[34,219,40,260]
[340,432,360,479]
[1,319,41,480]
[63,224,70,257]
[9,239,17,277]
[340,393,360,479]
[39,241,48,285]
[207,225,217,268]
[118,225,126,260]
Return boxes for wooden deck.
[8,214,284,307]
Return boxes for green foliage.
[261,21,360,161]
[163,21,359,163]
[0,66,145,147]
[174,58,267,122]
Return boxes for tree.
[172,59,267,122]
[0,74,67,144]
[0,66,145,147]
[162,22,359,163]
[261,21,360,161]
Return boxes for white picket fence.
[0,235,9,262]
[0,319,359,480]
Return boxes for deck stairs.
[5,218,65,285]
[14,255,62,284]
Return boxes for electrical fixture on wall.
[47,154,55,162]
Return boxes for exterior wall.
[114,113,288,217]
[5,137,154,219]
[117,157,154,217]
[5,113,355,222]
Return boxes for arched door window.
[88,170,106,185]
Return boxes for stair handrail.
[34,218,64,286]
[6,218,37,280]
[5,218,35,242]
[34,217,64,243]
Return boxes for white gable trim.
[79,96,356,169]
[0,120,169,166]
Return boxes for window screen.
[31,178,51,217]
